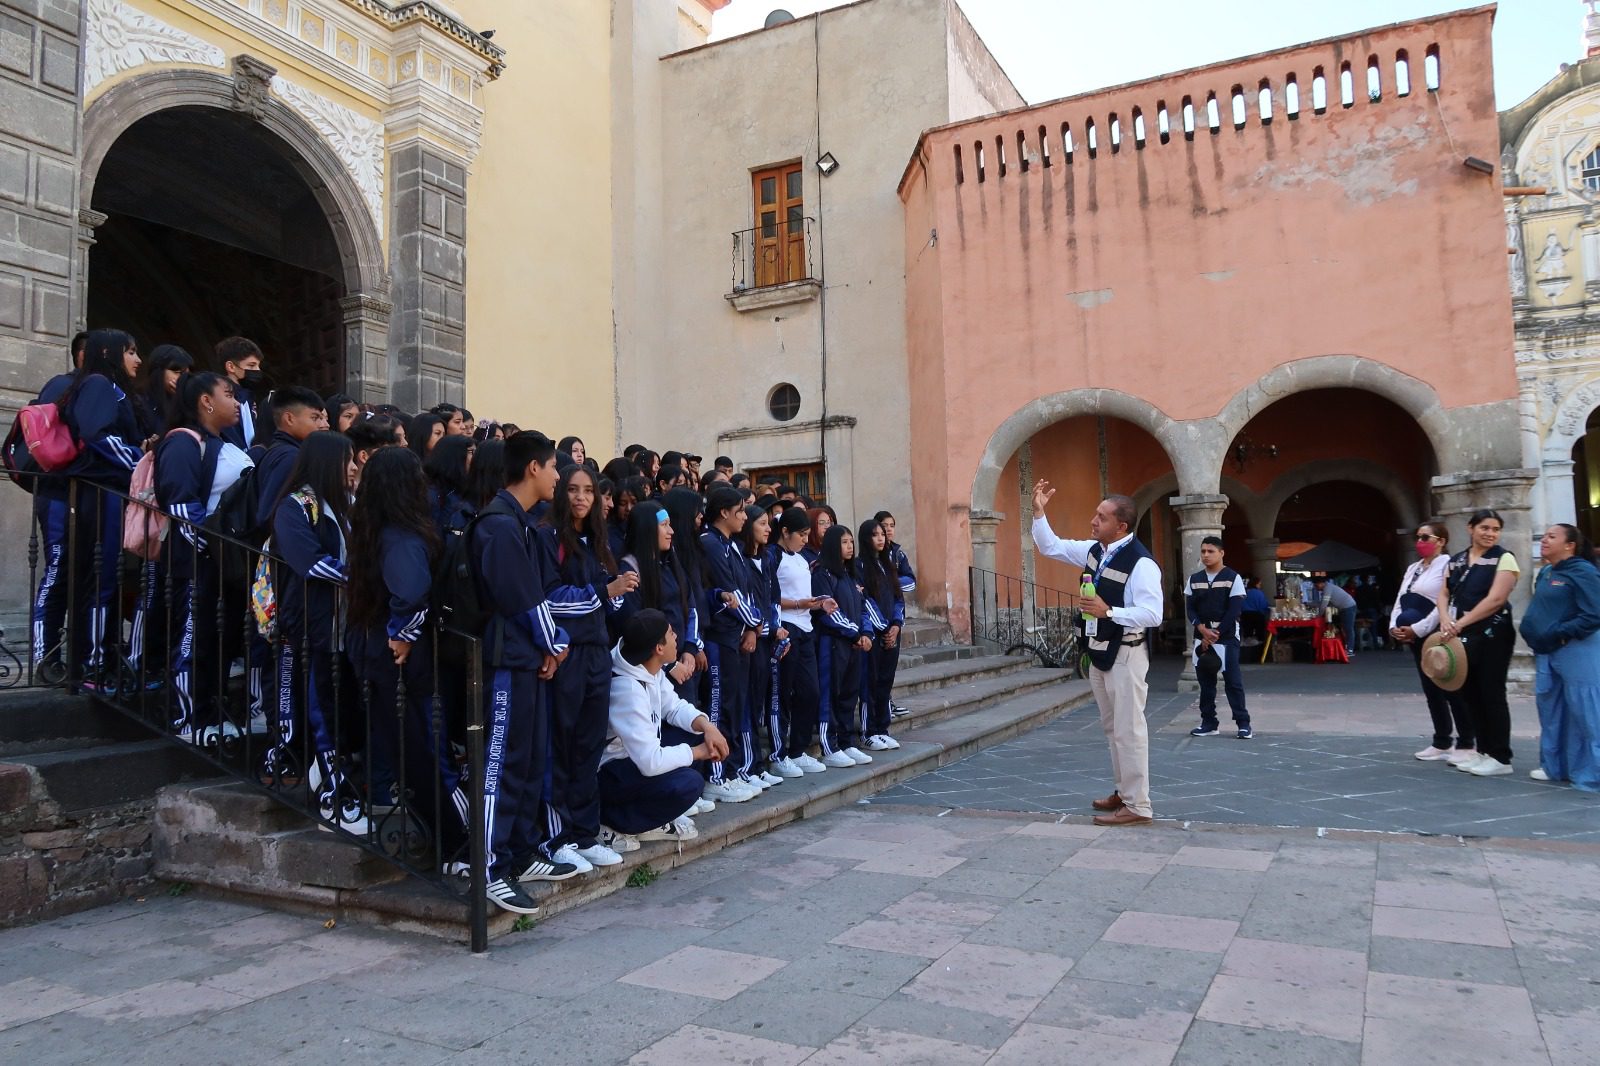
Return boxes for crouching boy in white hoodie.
[600,609,730,850]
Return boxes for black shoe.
[1237,727,1254,739]
[1190,725,1219,737]
[486,877,540,914]
[516,855,580,883]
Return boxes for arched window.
[1258,81,1274,124]
[1424,44,1441,90]
[953,143,964,184]
[1366,54,1382,102]
[1312,67,1328,114]
[1395,50,1411,97]
[1109,113,1121,153]
[1132,107,1146,148]
[1339,62,1355,108]
[1182,96,1196,140]
[1038,125,1051,167]
[996,134,1007,178]
[1285,74,1300,119]
[1157,101,1171,144]
[1061,122,1074,163]
[1017,129,1029,172]
[1206,92,1221,134]
[975,140,985,183]
[1085,117,1098,158]
[1231,85,1247,129]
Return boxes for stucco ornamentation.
[269,75,384,233]
[85,0,226,93]
[1553,377,1600,437]
[1507,202,1527,299]
[231,54,276,119]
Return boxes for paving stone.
[987,1020,1178,1065]
[1359,1016,1551,1066]
[626,1023,813,1066]
[619,945,787,1001]
[1173,1020,1361,1066]
[962,896,1120,956]
[803,1025,992,1066]
[1068,940,1226,993]
[829,916,969,958]
[701,986,879,1049]
[1127,865,1264,921]
[1027,975,1201,1044]
[899,942,1072,1021]
[1103,911,1239,953]
[1537,1011,1600,1066]
[853,994,1020,1050]
[1366,936,1527,987]
[1197,973,1364,1042]
[1365,972,1542,1038]
[754,944,931,1000]
[1219,937,1367,992]
[1168,845,1276,872]
[484,981,712,1066]
[878,889,1004,929]
[1371,904,1513,948]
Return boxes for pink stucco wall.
[900,6,1515,624]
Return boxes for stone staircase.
[151,644,1093,943]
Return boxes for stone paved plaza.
[3,651,1599,1065]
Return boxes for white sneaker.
[1530,768,1551,782]
[770,757,804,778]
[599,826,641,852]
[703,780,753,804]
[844,747,873,765]
[637,816,698,842]
[793,753,827,773]
[247,707,270,735]
[737,773,768,791]
[1465,757,1513,777]
[1413,745,1454,761]
[576,843,623,867]
[1453,754,1489,773]
[865,734,896,751]
[551,843,594,874]
[1445,748,1480,766]
[821,750,856,768]
[758,771,784,787]
[691,797,716,815]
[228,658,245,680]
[882,734,901,750]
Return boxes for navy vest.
[1446,544,1515,629]
[1187,566,1239,645]
[1085,537,1154,672]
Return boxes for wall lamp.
[817,152,840,176]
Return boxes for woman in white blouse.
[1389,521,1472,762]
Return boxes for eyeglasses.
[1415,533,1441,542]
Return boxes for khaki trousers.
[1088,642,1152,817]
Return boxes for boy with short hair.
[216,336,265,450]
[253,386,329,515]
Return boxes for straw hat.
[1420,631,1468,692]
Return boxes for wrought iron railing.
[13,472,489,951]
[729,216,817,293]
[968,567,1083,674]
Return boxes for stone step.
[9,738,215,813]
[897,617,954,648]
[890,653,1031,696]
[171,781,312,835]
[158,677,1097,944]
[894,667,1070,733]
[0,687,151,756]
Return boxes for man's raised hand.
[1032,479,1056,515]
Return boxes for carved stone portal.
[231,54,277,119]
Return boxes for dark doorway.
[1575,406,1599,544]
[1275,480,1398,571]
[88,107,346,394]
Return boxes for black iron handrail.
[968,566,1084,674]
[729,215,817,293]
[14,472,489,951]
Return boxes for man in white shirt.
[1031,482,1164,826]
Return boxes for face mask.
[1416,539,1439,559]
[239,369,265,391]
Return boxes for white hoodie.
[604,644,706,777]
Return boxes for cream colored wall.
[455,0,614,449]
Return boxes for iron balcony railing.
[729,215,817,293]
[968,566,1084,675]
[13,472,490,951]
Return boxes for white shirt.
[207,442,254,515]
[1388,555,1448,638]
[604,646,706,777]
[777,550,814,632]
[1031,518,1163,630]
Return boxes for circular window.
[768,383,801,422]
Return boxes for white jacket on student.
[604,644,704,777]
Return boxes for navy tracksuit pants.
[701,640,749,785]
[864,641,899,737]
[1197,642,1250,730]
[547,642,611,851]
[818,635,863,755]
[779,628,820,759]
[483,667,550,880]
[597,725,703,834]
[747,635,777,768]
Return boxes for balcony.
[726,216,820,312]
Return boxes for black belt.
[1122,637,1145,647]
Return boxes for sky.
[711,0,1579,110]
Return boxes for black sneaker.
[1237,727,1254,739]
[486,876,539,914]
[1190,725,1219,737]
[516,855,580,883]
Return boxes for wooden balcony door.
[753,163,805,288]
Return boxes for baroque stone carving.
[1506,202,1527,300]
[1553,378,1600,437]
[270,75,385,234]
[231,54,277,119]
[85,0,226,93]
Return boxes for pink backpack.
[17,401,80,471]
[124,428,200,560]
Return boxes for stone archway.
[1540,375,1600,527]
[1259,459,1422,534]
[80,65,391,401]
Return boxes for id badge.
[1085,618,1098,638]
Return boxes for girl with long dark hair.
[856,518,904,751]
[539,464,638,871]
[138,343,193,435]
[813,524,872,768]
[406,412,445,459]
[347,446,469,863]
[616,501,701,697]
[268,431,364,833]
[155,371,246,742]
[31,329,145,682]
[463,438,505,511]
[1440,509,1522,777]
[424,434,475,535]
[741,505,789,789]
[324,393,359,433]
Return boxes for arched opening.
[1575,405,1600,542]
[89,106,349,393]
[1275,481,1398,571]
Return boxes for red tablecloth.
[1261,618,1319,663]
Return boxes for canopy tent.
[1280,540,1381,573]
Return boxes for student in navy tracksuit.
[155,372,251,742]
[813,524,874,767]
[473,432,578,915]
[698,486,763,803]
[346,446,468,867]
[539,464,636,872]
[616,501,702,703]
[26,332,86,675]
[874,510,917,598]
[771,508,827,776]
[215,336,265,451]
[32,331,145,682]
[268,432,361,831]
[802,506,836,568]
[425,435,476,536]
[856,518,904,751]
[124,343,193,680]
[741,505,789,788]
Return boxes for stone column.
[387,141,468,412]
[339,294,393,405]
[968,509,1005,651]
[1168,494,1229,691]
[73,208,106,332]
[1246,537,1280,599]
[1430,468,1540,694]
[1539,456,1577,527]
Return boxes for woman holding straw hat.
[1438,510,1522,778]
[1520,524,1600,791]
[1390,521,1471,762]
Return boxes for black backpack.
[431,495,520,667]
[203,466,264,588]
[1,414,42,493]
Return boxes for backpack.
[1,415,42,492]
[203,464,264,588]
[124,428,202,560]
[15,401,79,472]
[431,496,518,667]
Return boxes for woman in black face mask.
[217,336,266,450]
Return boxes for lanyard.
[1092,539,1128,584]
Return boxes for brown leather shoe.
[1093,807,1153,827]
[1091,791,1124,812]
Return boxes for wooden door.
[753,163,804,288]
